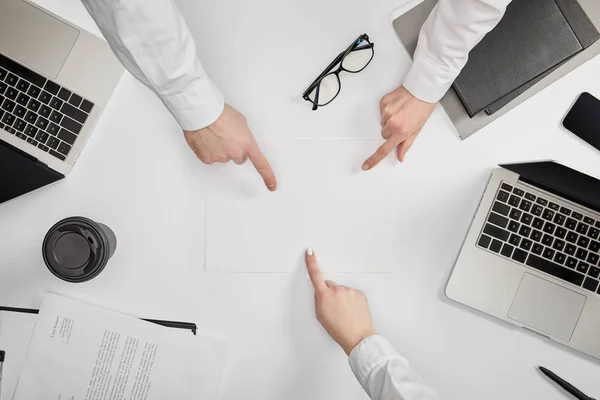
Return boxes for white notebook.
[205,139,404,273]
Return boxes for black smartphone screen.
[562,92,600,152]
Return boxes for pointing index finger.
[248,142,277,191]
[305,249,328,293]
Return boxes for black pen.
[0,350,5,395]
[538,366,595,400]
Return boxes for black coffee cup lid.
[43,217,111,283]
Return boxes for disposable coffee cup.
[42,216,117,283]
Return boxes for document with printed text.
[12,294,228,400]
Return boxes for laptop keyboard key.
[512,248,527,263]
[509,234,520,246]
[566,257,578,269]
[559,207,571,216]
[590,241,600,253]
[39,91,52,104]
[14,105,26,118]
[542,234,553,246]
[565,244,576,256]
[565,218,577,230]
[478,235,491,249]
[68,93,83,107]
[490,239,503,253]
[519,225,531,237]
[520,239,532,251]
[513,188,524,196]
[508,221,520,233]
[24,110,36,123]
[0,81,6,95]
[39,104,51,118]
[588,228,599,240]
[489,213,509,228]
[555,227,567,239]
[61,102,88,124]
[576,222,589,235]
[37,143,49,152]
[2,99,15,113]
[492,202,510,216]
[509,195,520,207]
[552,239,565,252]
[49,97,63,111]
[521,213,533,225]
[60,115,82,134]
[532,243,543,255]
[35,131,49,144]
[13,118,26,132]
[27,99,40,113]
[484,224,510,242]
[589,266,600,279]
[35,117,48,130]
[27,85,40,98]
[57,141,71,156]
[46,136,59,150]
[583,277,599,293]
[49,149,66,161]
[520,200,532,212]
[16,93,29,106]
[549,203,560,211]
[566,232,578,244]
[542,209,555,221]
[533,218,544,229]
[536,198,548,206]
[497,190,510,202]
[1,112,15,126]
[543,248,555,260]
[576,248,588,261]
[57,128,77,145]
[543,222,555,234]
[510,209,522,220]
[577,262,589,274]
[554,252,566,265]
[47,123,59,136]
[80,99,94,113]
[588,253,599,265]
[525,193,536,201]
[526,254,585,286]
[5,73,18,86]
[24,125,37,138]
[44,81,60,95]
[532,205,543,216]
[572,212,583,220]
[584,216,595,225]
[578,237,590,248]
[553,214,566,226]
[501,244,514,258]
[58,87,71,101]
[49,111,62,123]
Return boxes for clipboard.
[0,306,198,335]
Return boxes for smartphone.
[562,92,600,152]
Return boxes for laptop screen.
[502,161,600,213]
[0,140,63,204]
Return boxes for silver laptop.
[448,161,600,359]
[0,0,122,188]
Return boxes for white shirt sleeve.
[403,0,513,103]
[79,0,225,131]
[349,335,442,400]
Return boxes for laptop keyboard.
[478,182,600,296]
[0,54,94,161]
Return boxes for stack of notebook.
[453,0,600,118]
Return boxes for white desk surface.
[1,0,600,398]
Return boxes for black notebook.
[453,0,599,118]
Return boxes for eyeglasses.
[303,34,375,110]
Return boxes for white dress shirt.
[80,0,510,398]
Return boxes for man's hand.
[362,86,437,171]
[184,104,277,191]
[305,249,376,355]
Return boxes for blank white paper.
[205,139,404,273]
[0,311,37,400]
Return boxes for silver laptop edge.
[448,165,600,360]
[0,0,123,175]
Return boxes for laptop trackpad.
[0,1,78,78]
[508,274,586,341]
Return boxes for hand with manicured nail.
[305,248,376,355]
[184,104,278,191]
[362,86,436,171]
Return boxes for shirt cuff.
[348,335,409,386]
[159,75,225,132]
[403,56,456,104]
